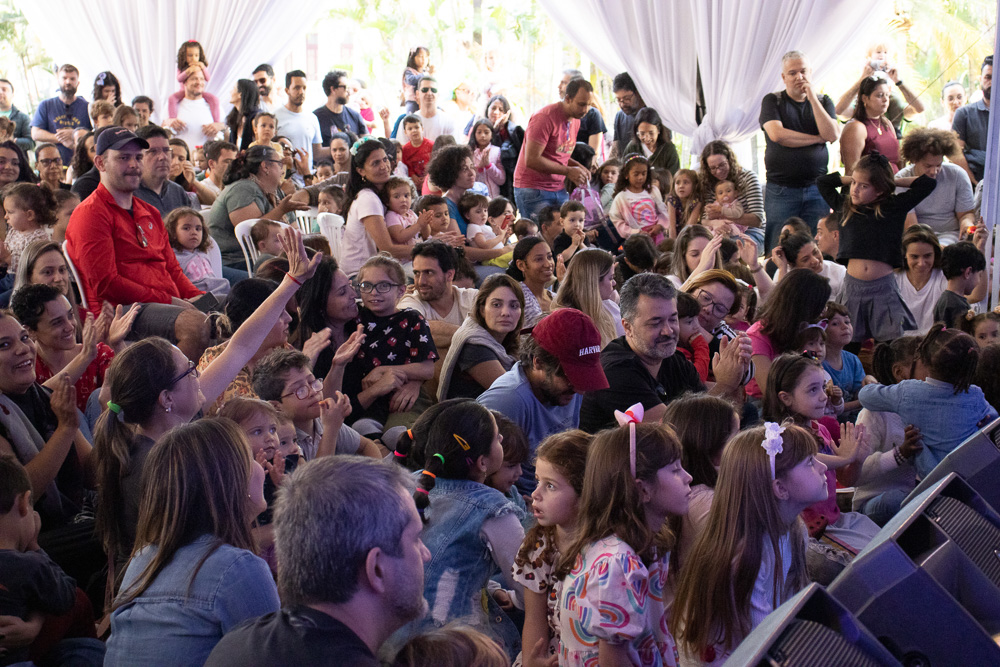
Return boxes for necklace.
[866,116,883,136]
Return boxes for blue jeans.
[514,187,568,222]
[860,488,909,527]
[763,182,830,252]
[222,264,249,287]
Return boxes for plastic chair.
[234,219,290,275]
[293,209,317,235]
[61,241,89,311]
[316,212,346,264]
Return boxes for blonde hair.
[552,248,618,346]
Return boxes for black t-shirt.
[70,165,101,202]
[759,91,837,187]
[933,290,970,329]
[205,606,378,667]
[446,343,504,400]
[313,105,368,147]
[553,231,590,263]
[580,336,705,433]
[578,107,607,141]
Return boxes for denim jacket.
[105,534,280,666]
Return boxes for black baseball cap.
[95,127,149,155]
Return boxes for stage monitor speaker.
[828,473,1000,665]
[724,583,901,666]
[904,416,1000,513]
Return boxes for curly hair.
[901,126,959,164]
[699,140,743,192]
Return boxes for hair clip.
[96,72,107,85]
[965,310,976,321]
[453,434,471,451]
[614,403,644,478]
[799,318,828,332]
[350,135,379,157]
[800,350,821,361]
[406,428,413,440]
[762,422,785,479]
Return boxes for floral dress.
[512,530,561,665]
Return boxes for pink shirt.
[745,320,774,398]
[513,102,580,192]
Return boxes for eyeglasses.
[419,87,438,93]
[254,78,269,85]
[615,92,636,107]
[170,360,200,386]
[281,378,323,400]
[265,159,284,167]
[707,162,729,174]
[695,289,731,318]
[38,158,63,167]
[357,280,401,294]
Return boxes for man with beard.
[478,308,608,493]
[397,241,478,349]
[611,71,645,157]
[131,96,154,127]
[163,69,225,154]
[134,125,197,215]
[205,456,430,667]
[314,69,367,146]
[952,55,992,184]
[30,64,91,164]
[0,79,34,152]
[579,272,751,433]
[274,70,322,186]
[252,63,281,112]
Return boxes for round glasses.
[281,378,323,400]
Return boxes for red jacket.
[65,183,202,312]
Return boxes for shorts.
[129,303,184,343]
[836,272,915,342]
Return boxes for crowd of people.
[0,36,997,666]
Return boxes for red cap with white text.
[531,309,609,392]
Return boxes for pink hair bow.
[614,403,644,478]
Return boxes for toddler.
[400,115,432,189]
[796,324,845,416]
[709,179,744,236]
[676,291,710,382]
[251,219,283,272]
[511,218,537,241]
[247,112,283,156]
[314,161,334,182]
[385,176,422,246]
[2,183,55,279]
[167,40,219,120]
[667,168,703,234]
[551,200,592,264]
[165,207,229,298]
[414,195,452,238]
[462,192,513,268]
[933,241,985,328]
[487,197,515,241]
[959,310,1000,346]
[51,190,80,244]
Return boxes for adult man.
[397,241,477,349]
[611,72,645,157]
[512,78,592,220]
[413,76,456,142]
[579,273,751,433]
[30,64,91,164]
[274,70,322,184]
[252,64,281,112]
[133,125,198,216]
[163,70,224,153]
[814,214,840,260]
[952,55,993,184]
[64,127,209,361]
[478,308,608,492]
[560,69,605,153]
[34,143,68,192]
[0,79,33,152]
[205,456,429,667]
[200,140,238,197]
[131,96,154,127]
[760,51,841,251]
[314,70,368,146]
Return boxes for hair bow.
[614,403,644,478]
[350,135,380,157]
[868,151,890,168]
[762,422,785,479]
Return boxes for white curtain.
[21,0,325,119]
[539,0,890,152]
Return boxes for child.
[552,200,592,264]
[615,233,657,286]
[854,336,923,526]
[933,241,985,328]
[821,302,876,415]
[168,40,218,119]
[462,192,513,268]
[675,291,710,382]
[469,120,505,198]
[314,161,334,182]
[274,410,304,468]
[859,326,998,479]
[608,154,671,244]
[709,179,745,235]
[667,168,703,236]
[959,310,1000,346]
[763,353,880,584]
[0,117,14,143]
[512,430,590,666]
[511,218,538,240]
[247,112,283,156]
[0,456,78,666]
[217,398,285,528]
[487,197,515,242]
[558,417,691,666]
[651,167,673,203]
[2,183,55,278]
[165,207,230,299]
[671,423,825,665]
[392,626,509,667]
[594,159,620,211]
[251,219,283,271]
[795,324,845,417]
[89,100,114,129]
[51,190,80,244]
[414,195,452,238]
[486,412,530,520]
[816,153,935,343]
[316,184,347,239]
[401,115,432,189]
[384,176,423,246]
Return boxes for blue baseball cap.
[95,127,149,155]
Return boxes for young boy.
[251,348,382,460]
[552,200,593,264]
[250,219,283,272]
[414,194,451,238]
[89,100,114,129]
[0,457,77,666]
[934,241,986,328]
[313,160,335,182]
[248,112,284,156]
[400,114,432,189]
[512,218,538,241]
[822,302,876,415]
[675,291,710,382]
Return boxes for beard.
[60,84,77,96]
[985,85,992,101]
[258,84,272,97]
[336,94,348,106]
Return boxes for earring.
[165,405,172,413]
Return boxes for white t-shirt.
[397,286,478,326]
[819,259,846,298]
[274,105,322,172]
[342,188,384,276]
[894,268,947,334]
[174,97,218,151]
[417,109,457,142]
[466,222,501,248]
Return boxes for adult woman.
[92,71,122,106]
[3,240,81,313]
[552,248,621,346]
[896,127,975,246]
[207,144,308,270]
[341,137,415,277]
[0,140,36,188]
[668,224,724,289]
[35,143,67,193]
[329,131,352,175]
[928,81,966,131]
[103,419,279,666]
[698,140,765,247]
[840,73,899,174]
[893,225,950,335]
[402,46,431,113]
[66,132,95,184]
[508,237,554,328]
[226,79,260,151]
[295,256,362,382]
[622,107,679,175]
[437,273,524,400]
[772,229,846,296]
[486,95,524,204]
[684,269,755,386]
[745,268,831,397]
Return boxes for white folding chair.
[61,241,89,311]
[234,219,290,275]
[292,209,317,235]
[317,213,346,264]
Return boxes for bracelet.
[751,264,764,272]
[895,80,904,88]
[283,271,303,286]
[893,446,906,466]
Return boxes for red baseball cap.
[531,309,609,392]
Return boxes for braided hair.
[391,398,468,471]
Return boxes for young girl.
[959,309,1000,346]
[165,207,230,299]
[795,325,845,417]
[217,398,285,528]
[594,158,620,211]
[764,353,880,584]
[671,423,826,665]
[859,325,998,479]
[469,120,505,198]
[247,112,283,156]
[167,40,219,119]
[512,430,590,667]
[816,152,936,343]
[402,46,431,113]
[709,179,744,236]
[667,169,702,236]
[386,400,524,662]
[487,196,515,241]
[608,155,672,244]
[462,192,513,267]
[384,176,422,246]
[558,413,692,667]
[2,183,55,278]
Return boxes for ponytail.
[918,324,979,393]
[872,335,921,385]
[223,144,274,186]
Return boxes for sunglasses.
[420,87,438,93]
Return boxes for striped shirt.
[701,167,766,228]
